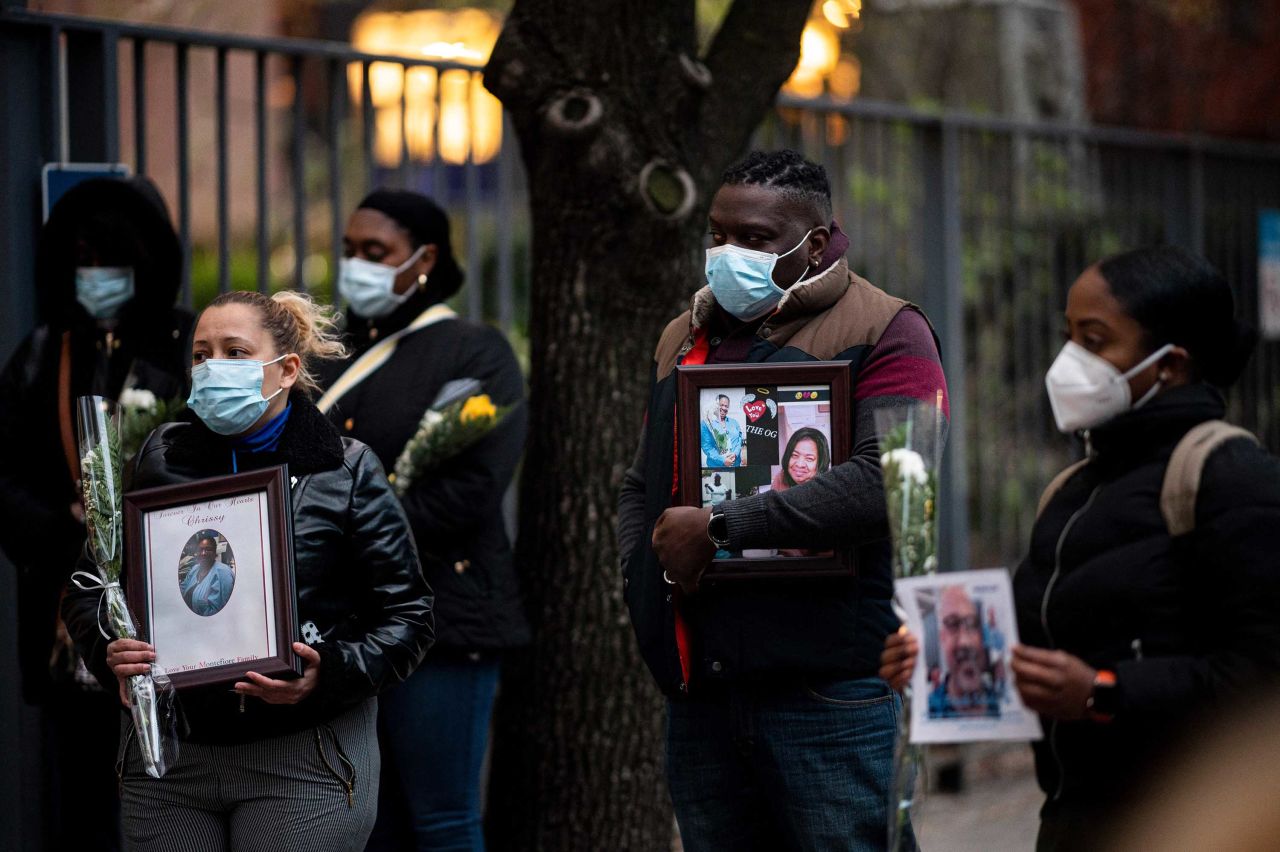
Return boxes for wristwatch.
[1085,669,1118,723]
[707,510,731,549]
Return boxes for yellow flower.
[460,394,496,423]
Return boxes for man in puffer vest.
[617,150,949,850]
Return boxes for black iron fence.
[764,95,1280,567]
[4,7,1280,573]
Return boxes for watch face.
[709,513,730,546]
[1091,681,1119,716]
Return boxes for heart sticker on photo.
[743,400,767,422]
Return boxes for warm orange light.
[783,19,841,99]
[349,9,503,166]
[821,0,862,29]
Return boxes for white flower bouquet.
[875,394,947,851]
[118,387,185,462]
[74,395,182,778]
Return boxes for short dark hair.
[1098,246,1255,388]
[196,534,217,548]
[722,150,832,219]
[717,393,730,403]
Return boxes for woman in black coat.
[881,246,1280,851]
[0,176,191,850]
[321,190,528,852]
[63,290,434,851]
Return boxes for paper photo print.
[895,568,1042,744]
[178,529,238,617]
[698,384,834,559]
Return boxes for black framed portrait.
[124,465,300,690]
[676,361,855,580]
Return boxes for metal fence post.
[1164,147,1207,256]
[65,27,118,162]
[0,19,54,852]
[921,119,971,572]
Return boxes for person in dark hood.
[0,175,192,850]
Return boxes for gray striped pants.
[117,699,379,852]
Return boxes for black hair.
[722,150,832,219]
[355,189,464,303]
[1097,246,1255,388]
[781,427,831,487]
[195,532,218,548]
[717,393,730,403]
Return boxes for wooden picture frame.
[676,361,855,580]
[124,465,300,690]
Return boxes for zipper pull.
[239,693,246,713]
[1131,639,1143,661]
[345,782,353,809]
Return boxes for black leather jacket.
[63,398,435,744]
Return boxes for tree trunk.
[483,3,811,848]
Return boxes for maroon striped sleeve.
[854,308,950,417]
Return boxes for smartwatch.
[1085,669,1118,723]
[707,510,731,549]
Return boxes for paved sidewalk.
[913,743,1042,852]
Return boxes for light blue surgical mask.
[704,230,812,321]
[337,245,426,318]
[75,266,135,320]
[187,354,289,436]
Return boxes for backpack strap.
[1036,458,1091,519]
[1160,420,1259,537]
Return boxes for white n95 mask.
[1044,341,1173,433]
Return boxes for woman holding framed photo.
[63,290,435,852]
[880,246,1280,852]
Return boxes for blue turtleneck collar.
[231,404,291,472]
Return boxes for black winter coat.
[1014,383,1280,842]
[0,176,192,702]
[319,293,529,652]
[62,399,436,744]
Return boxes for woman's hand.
[234,643,321,705]
[106,638,155,708]
[1011,644,1096,720]
[880,626,919,693]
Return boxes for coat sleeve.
[716,308,949,550]
[1115,438,1280,717]
[0,330,84,568]
[617,421,648,573]
[395,326,527,550]
[310,446,435,712]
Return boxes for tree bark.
[483,3,810,848]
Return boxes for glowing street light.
[349,9,503,167]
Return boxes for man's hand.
[723,452,737,466]
[879,626,919,693]
[1011,644,1096,720]
[234,643,321,705]
[652,506,716,595]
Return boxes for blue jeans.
[666,676,914,852]
[365,654,500,852]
